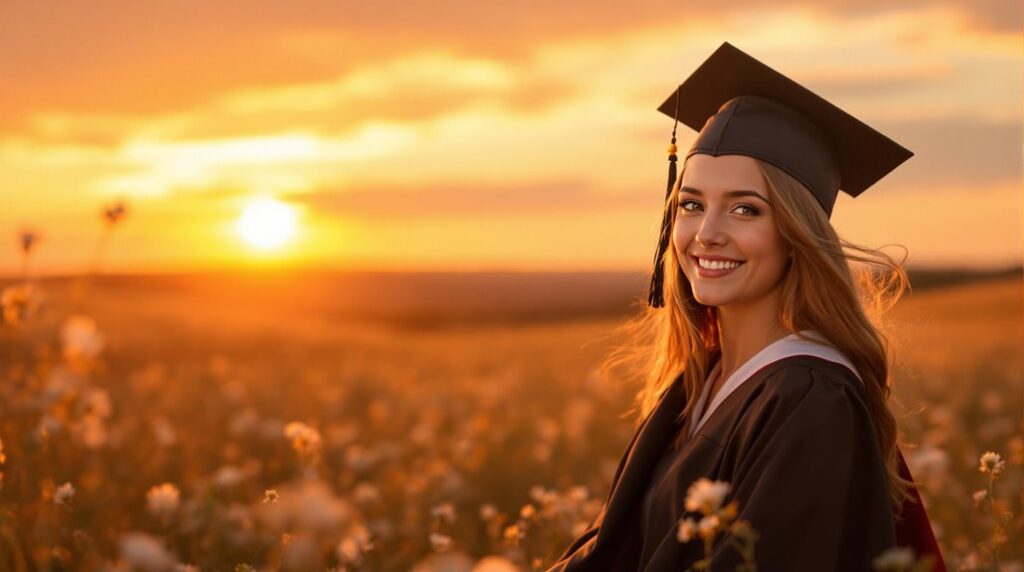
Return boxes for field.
[0,272,1021,571]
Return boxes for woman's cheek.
[671,219,687,259]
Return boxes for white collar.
[686,330,861,438]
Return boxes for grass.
[0,273,1020,571]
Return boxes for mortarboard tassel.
[647,90,681,308]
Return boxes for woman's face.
[672,153,791,309]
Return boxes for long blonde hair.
[598,156,915,517]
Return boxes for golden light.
[235,197,298,251]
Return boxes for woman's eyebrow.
[680,186,770,203]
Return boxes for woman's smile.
[692,255,746,278]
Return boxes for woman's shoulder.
[727,356,878,447]
[754,354,869,410]
[724,330,863,396]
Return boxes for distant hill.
[901,266,1022,291]
[2,265,1020,328]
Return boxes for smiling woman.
[235,197,299,251]
[548,42,947,572]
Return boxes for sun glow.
[235,197,298,251]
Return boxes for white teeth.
[698,257,741,270]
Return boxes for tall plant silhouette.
[72,199,128,310]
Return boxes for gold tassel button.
[667,143,678,155]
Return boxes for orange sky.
[2,1,1022,275]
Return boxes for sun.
[235,197,298,251]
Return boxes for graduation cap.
[647,41,913,308]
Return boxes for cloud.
[1,0,1017,128]
[164,52,580,141]
[291,180,640,218]
[90,126,420,198]
[881,116,1022,189]
[796,64,953,98]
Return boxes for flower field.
[0,273,1021,571]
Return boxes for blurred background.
[1,1,1021,571]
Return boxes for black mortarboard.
[647,41,914,307]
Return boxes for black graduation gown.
[547,355,907,572]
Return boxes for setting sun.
[235,197,298,251]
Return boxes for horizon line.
[1,263,1021,282]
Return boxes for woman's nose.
[695,213,727,247]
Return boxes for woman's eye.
[733,204,761,216]
[678,199,760,216]
[679,199,702,212]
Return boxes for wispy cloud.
[292,180,639,218]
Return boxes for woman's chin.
[691,290,732,307]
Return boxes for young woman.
[548,42,945,571]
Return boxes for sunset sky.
[2,1,1021,276]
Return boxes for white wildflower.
[979,451,1006,476]
[676,517,698,543]
[471,555,519,572]
[568,486,589,503]
[503,523,526,542]
[479,503,497,521]
[684,478,731,515]
[54,482,75,505]
[119,532,176,572]
[336,524,373,565]
[1,283,42,326]
[529,485,557,506]
[146,483,180,518]
[972,490,988,505]
[283,421,322,456]
[430,532,452,552]
[212,465,244,489]
[872,546,915,571]
[697,514,721,540]
[431,502,456,524]
[519,504,536,519]
[411,551,474,572]
[256,478,351,534]
[908,444,949,477]
[61,315,104,361]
